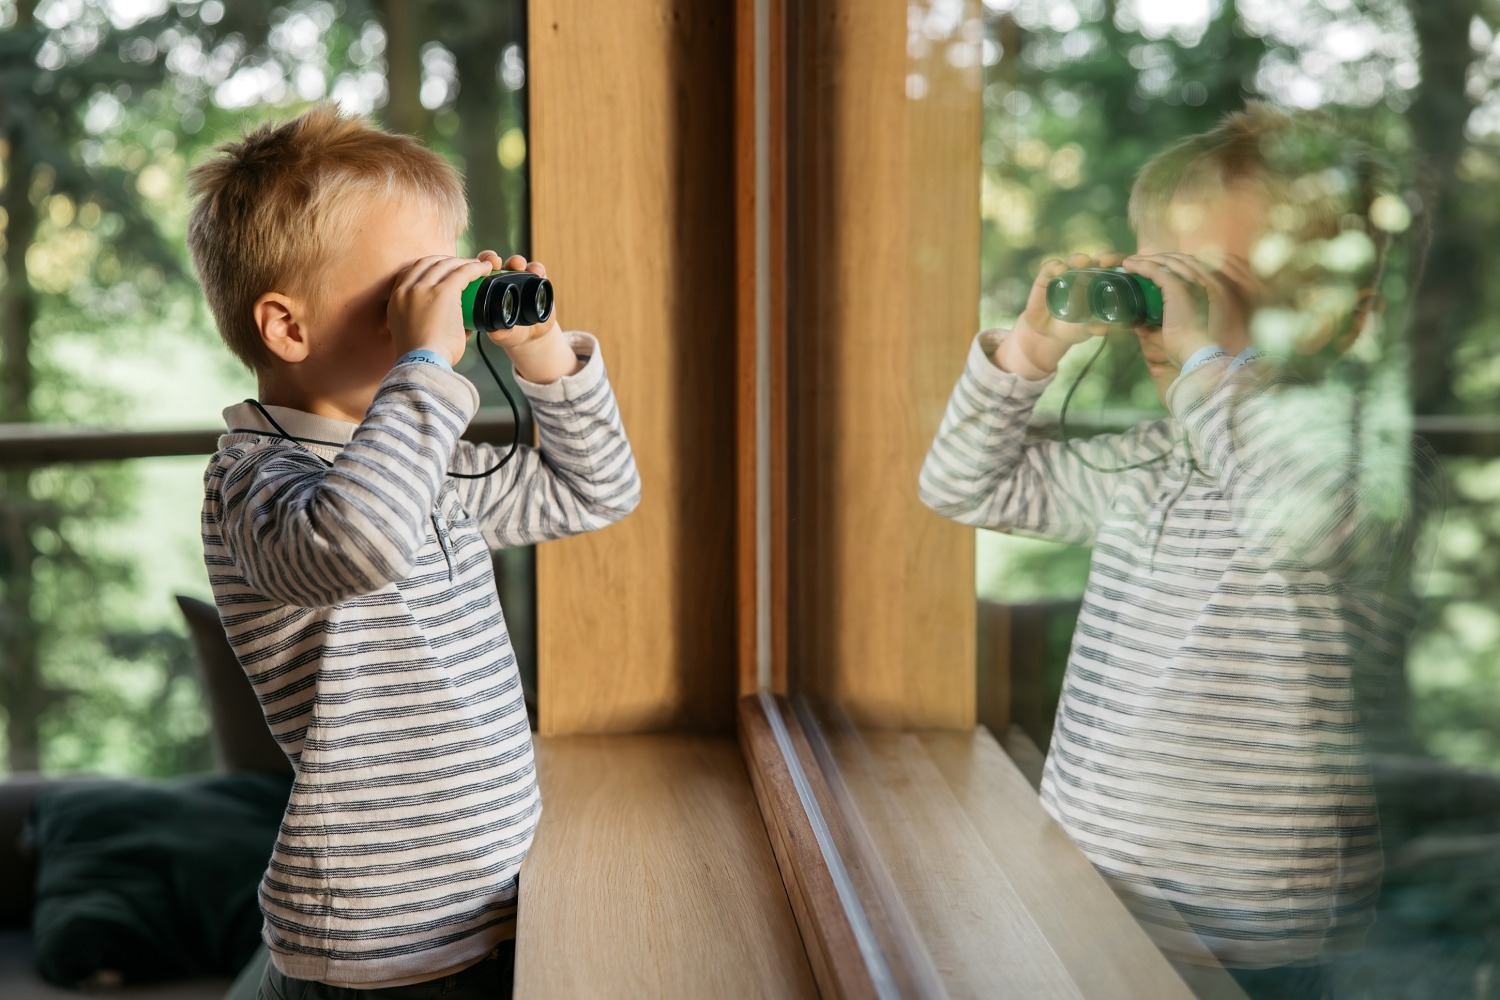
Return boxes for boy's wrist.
[1166,332,1218,368]
[992,325,1066,381]
[393,336,463,368]
[503,325,580,384]
[394,348,453,372]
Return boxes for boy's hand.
[1122,253,1255,367]
[995,251,1124,380]
[483,254,561,349]
[483,254,578,384]
[388,254,496,367]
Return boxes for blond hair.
[187,103,468,371]
[1129,103,1403,288]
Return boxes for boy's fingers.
[433,258,498,288]
[1034,258,1070,286]
[397,256,491,294]
[504,255,528,271]
[1066,251,1092,269]
[1155,253,1222,303]
[1096,250,1125,268]
[1123,256,1195,308]
[394,255,458,292]
[526,262,546,277]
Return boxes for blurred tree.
[3,0,239,771]
[0,0,274,772]
[1,0,533,774]
[1408,0,1484,413]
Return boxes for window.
[0,0,531,776]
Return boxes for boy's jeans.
[255,943,515,1000]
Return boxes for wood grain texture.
[820,726,1219,999]
[825,728,1085,998]
[529,2,737,734]
[786,0,981,727]
[736,0,790,699]
[736,0,759,699]
[512,734,817,1000]
[919,729,1233,999]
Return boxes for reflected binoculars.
[1045,267,1163,327]
[461,270,555,334]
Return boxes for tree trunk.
[374,0,433,139]
[1,0,44,772]
[1405,0,1481,414]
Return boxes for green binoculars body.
[1045,267,1163,327]
[461,270,555,334]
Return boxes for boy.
[921,106,1438,998]
[186,104,640,997]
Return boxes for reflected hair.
[1128,102,1414,294]
[186,102,468,372]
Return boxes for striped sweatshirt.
[920,331,1440,968]
[201,332,639,987]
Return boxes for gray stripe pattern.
[202,334,639,986]
[920,331,1440,967]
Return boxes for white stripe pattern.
[202,333,639,986]
[920,331,1439,967]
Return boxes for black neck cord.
[449,334,521,479]
[1057,334,1175,474]
[246,334,522,478]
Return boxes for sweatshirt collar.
[220,400,356,460]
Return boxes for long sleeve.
[1169,355,1442,578]
[919,331,1176,546]
[449,331,641,548]
[209,364,480,608]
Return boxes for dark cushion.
[30,771,291,988]
[0,776,55,930]
[175,596,291,776]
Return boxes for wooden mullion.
[738,694,882,1000]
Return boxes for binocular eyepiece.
[1045,267,1163,327]
[461,270,555,334]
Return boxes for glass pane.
[1,0,531,776]
[967,2,1489,993]
[792,0,1500,996]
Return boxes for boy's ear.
[254,292,311,363]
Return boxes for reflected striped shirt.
[201,333,639,987]
[920,331,1440,968]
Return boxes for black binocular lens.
[1045,273,1092,323]
[471,277,520,333]
[529,279,552,326]
[463,271,556,334]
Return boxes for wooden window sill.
[804,721,1247,998]
[513,734,817,999]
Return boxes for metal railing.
[0,408,521,465]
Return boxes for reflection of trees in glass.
[0,0,529,775]
[978,0,1500,768]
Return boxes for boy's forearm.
[990,326,1069,381]
[457,333,641,548]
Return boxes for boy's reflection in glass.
[921,105,1442,999]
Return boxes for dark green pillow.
[30,771,290,987]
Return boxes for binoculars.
[462,270,555,334]
[1045,268,1163,327]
